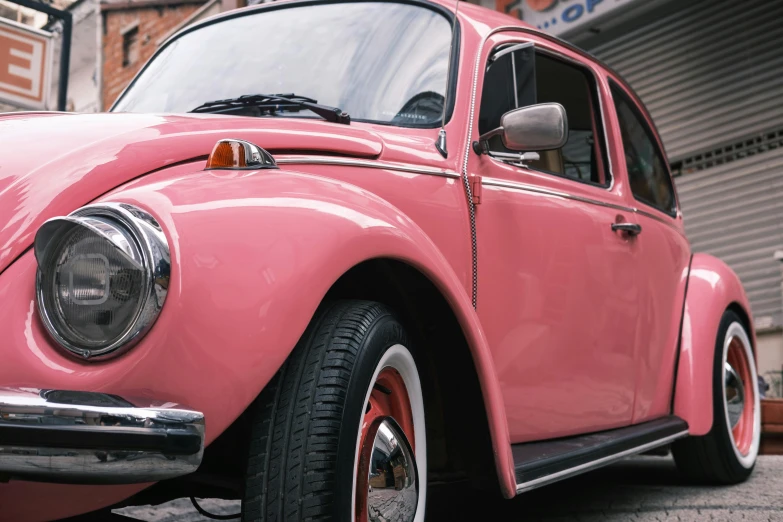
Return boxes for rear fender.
[675,253,755,435]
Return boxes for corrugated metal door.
[675,148,783,328]
[589,0,783,163]
[587,0,783,328]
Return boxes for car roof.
[177,0,537,43]
[167,0,599,72]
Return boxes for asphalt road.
[116,456,783,521]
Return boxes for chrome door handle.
[612,223,642,236]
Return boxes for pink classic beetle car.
[0,0,762,520]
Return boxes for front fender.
[113,163,517,497]
[0,162,518,513]
[119,164,516,496]
[674,252,756,435]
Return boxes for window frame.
[479,42,614,191]
[609,80,678,218]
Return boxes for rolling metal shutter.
[586,0,783,328]
[589,0,783,163]
[675,146,783,328]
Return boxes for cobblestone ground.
[116,456,783,521]
[368,487,417,521]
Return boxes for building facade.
[60,0,100,112]
[0,0,236,112]
[100,0,205,109]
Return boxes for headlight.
[34,203,170,360]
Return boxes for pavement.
[115,456,783,521]
[368,487,417,521]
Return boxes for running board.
[513,416,689,494]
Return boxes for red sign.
[0,19,51,109]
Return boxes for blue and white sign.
[490,0,637,37]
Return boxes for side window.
[610,83,676,215]
[477,45,609,187]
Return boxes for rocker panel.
[513,416,688,494]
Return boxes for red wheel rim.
[726,336,755,456]
[355,367,415,522]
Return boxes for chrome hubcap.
[724,361,745,429]
[364,417,418,522]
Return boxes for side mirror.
[476,103,568,154]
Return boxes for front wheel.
[242,301,426,522]
[672,310,761,483]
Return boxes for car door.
[606,79,692,424]
[470,34,642,442]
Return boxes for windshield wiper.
[189,93,350,125]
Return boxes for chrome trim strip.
[483,177,684,234]
[275,156,460,179]
[0,388,204,484]
[636,208,682,231]
[515,430,689,494]
[482,177,634,213]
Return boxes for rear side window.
[610,83,676,215]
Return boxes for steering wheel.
[563,156,585,179]
[391,91,445,125]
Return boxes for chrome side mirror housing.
[475,103,569,154]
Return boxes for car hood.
[0,111,384,274]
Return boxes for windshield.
[112,2,454,127]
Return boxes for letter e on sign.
[0,19,52,110]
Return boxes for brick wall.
[102,2,202,110]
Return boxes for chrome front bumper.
[0,387,204,484]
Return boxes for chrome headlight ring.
[34,203,170,360]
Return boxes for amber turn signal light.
[205,139,278,170]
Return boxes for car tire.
[672,310,761,484]
[242,300,426,522]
